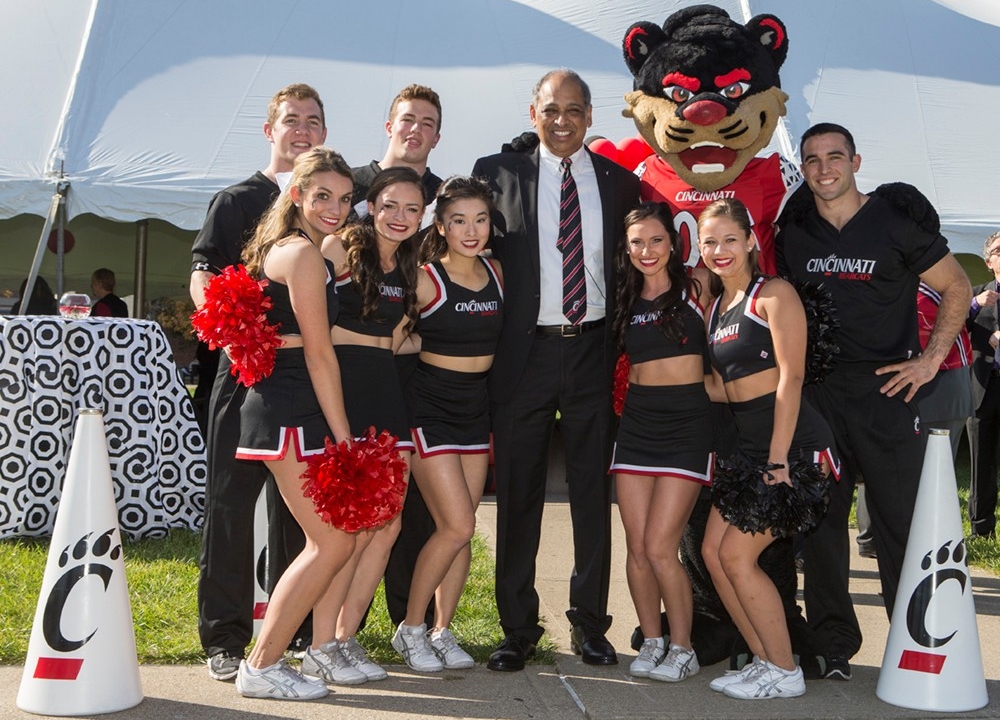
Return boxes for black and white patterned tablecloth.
[0,317,206,539]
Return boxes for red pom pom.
[613,352,630,417]
[300,427,408,533]
[190,265,283,387]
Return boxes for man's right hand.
[976,288,999,308]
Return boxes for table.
[0,316,206,539]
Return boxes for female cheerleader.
[699,198,837,700]
[314,167,423,682]
[610,202,713,682]
[232,146,356,700]
[391,176,503,671]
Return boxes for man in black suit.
[473,69,640,671]
[967,230,1000,538]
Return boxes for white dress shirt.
[536,144,605,325]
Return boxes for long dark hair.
[612,202,699,353]
[340,167,423,333]
[419,175,495,264]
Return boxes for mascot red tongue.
[622,4,801,274]
[618,5,822,674]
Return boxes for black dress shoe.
[570,625,618,665]
[487,635,536,672]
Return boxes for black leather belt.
[535,319,606,337]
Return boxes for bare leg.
[615,473,661,639]
[702,507,766,660]
[644,476,702,649]
[407,452,489,629]
[247,456,355,668]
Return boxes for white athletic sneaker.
[235,659,329,700]
[428,627,476,669]
[301,640,368,685]
[709,656,763,692]
[341,636,388,681]
[722,661,806,700]
[392,622,444,672]
[648,643,699,682]
[629,638,666,678]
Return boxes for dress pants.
[969,373,1000,537]
[490,328,613,644]
[802,370,925,659]
[197,356,309,658]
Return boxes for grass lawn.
[0,532,555,666]
[1,437,995,665]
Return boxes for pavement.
[3,440,1000,719]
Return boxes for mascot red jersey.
[622,5,800,274]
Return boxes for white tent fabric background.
[0,0,997,273]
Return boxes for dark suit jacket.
[472,147,640,404]
[968,280,999,409]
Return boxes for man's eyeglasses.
[988,247,1000,258]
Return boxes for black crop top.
[625,291,708,368]
[334,266,406,338]
[262,232,338,335]
[707,276,778,383]
[418,257,504,357]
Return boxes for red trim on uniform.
[609,452,714,486]
[421,264,446,316]
[235,427,325,463]
[817,448,841,481]
[412,427,490,458]
[484,257,504,296]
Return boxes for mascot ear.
[622,22,666,77]
[747,14,789,71]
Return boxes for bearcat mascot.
[620,5,824,675]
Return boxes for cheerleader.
[610,202,713,682]
[316,167,423,682]
[389,176,503,671]
[699,198,837,700]
[232,147,356,700]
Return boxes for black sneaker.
[207,651,242,681]
[824,655,852,681]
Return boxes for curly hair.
[419,175,495,264]
[242,146,352,278]
[612,202,700,353]
[341,167,424,333]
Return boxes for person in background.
[90,268,129,317]
[966,230,1000,538]
[15,276,57,315]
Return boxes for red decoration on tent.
[301,428,408,533]
[613,352,630,417]
[190,264,282,387]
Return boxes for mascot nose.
[681,100,729,126]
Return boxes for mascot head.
[622,5,789,192]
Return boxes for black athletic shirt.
[191,172,279,273]
[625,291,708,367]
[334,266,405,337]
[418,258,504,357]
[708,276,778,383]
[776,195,949,367]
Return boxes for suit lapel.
[589,150,619,294]
[520,150,542,286]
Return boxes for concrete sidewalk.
[3,491,999,719]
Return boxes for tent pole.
[133,220,148,319]
[56,197,66,296]
[21,184,67,313]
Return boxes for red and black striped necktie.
[558,158,586,325]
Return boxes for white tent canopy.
[1,0,997,261]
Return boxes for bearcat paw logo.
[905,539,968,649]
[42,529,122,652]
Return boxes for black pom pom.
[501,131,540,154]
[712,454,831,538]
[793,280,840,385]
